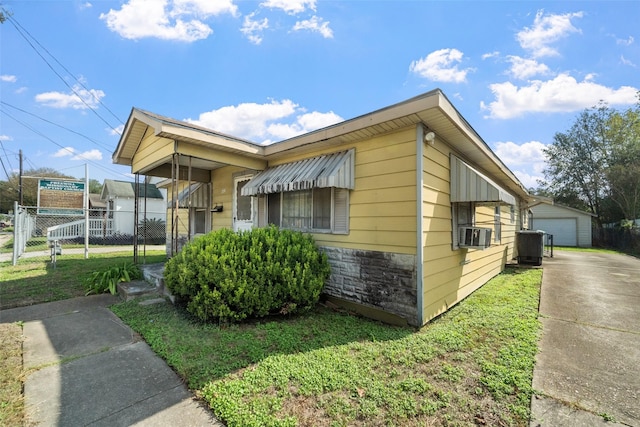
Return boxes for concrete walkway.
[0,295,222,426]
[530,251,640,426]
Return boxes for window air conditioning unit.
[459,227,492,249]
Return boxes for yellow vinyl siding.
[420,138,519,324]
[210,166,246,231]
[176,142,266,171]
[261,128,418,255]
[131,129,174,174]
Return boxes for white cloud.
[110,125,125,136]
[1,75,17,83]
[616,35,634,46]
[241,13,269,45]
[80,2,92,9]
[507,56,550,79]
[481,73,638,119]
[171,0,238,18]
[494,140,547,166]
[621,55,636,67]
[186,99,343,144]
[266,110,342,141]
[53,147,77,157]
[494,140,548,189]
[409,48,473,83]
[0,135,13,141]
[512,170,545,190]
[35,84,105,110]
[482,51,500,60]
[72,149,103,161]
[100,0,237,41]
[517,10,583,57]
[53,147,103,161]
[292,15,333,38]
[261,0,316,15]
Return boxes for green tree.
[89,178,103,194]
[541,94,640,226]
[4,168,77,207]
[542,104,610,226]
[606,101,640,222]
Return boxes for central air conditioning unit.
[458,227,492,249]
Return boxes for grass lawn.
[111,268,542,427]
[0,322,23,427]
[0,252,167,310]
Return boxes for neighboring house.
[156,180,211,250]
[88,193,106,218]
[100,179,166,236]
[530,201,596,247]
[113,89,532,326]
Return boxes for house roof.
[101,179,164,200]
[112,89,530,201]
[88,193,106,209]
[530,200,598,217]
[112,108,264,167]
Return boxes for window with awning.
[450,154,515,250]
[450,154,516,206]
[243,150,354,234]
[241,149,355,196]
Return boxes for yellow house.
[113,89,531,327]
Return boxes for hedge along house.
[113,89,531,326]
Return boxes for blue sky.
[1,0,638,190]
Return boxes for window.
[266,187,348,234]
[282,190,311,229]
[451,202,474,249]
[267,192,280,227]
[235,179,252,221]
[194,209,206,234]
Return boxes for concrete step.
[117,280,158,302]
[139,263,175,303]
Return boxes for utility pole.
[19,149,23,205]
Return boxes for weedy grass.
[0,323,23,427]
[0,252,166,310]
[112,268,542,426]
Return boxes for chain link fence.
[3,205,167,265]
[593,227,640,255]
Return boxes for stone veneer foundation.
[320,246,418,325]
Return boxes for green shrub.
[164,225,330,322]
[84,262,142,295]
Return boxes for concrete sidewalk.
[1,295,221,426]
[530,251,640,426]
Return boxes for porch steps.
[117,263,175,303]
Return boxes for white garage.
[530,201,596,247]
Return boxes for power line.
[0,139,14,172]
[3,10,124,134]
[1,101,114,151]
[0,108,132,180]
[0,146,11,180]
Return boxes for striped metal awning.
[242,149,355,196]
[450,155,516,205]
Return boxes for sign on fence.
[37,179,85,215]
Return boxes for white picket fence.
[47,218,115,240]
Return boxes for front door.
[233,176,253,232]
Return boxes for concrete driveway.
[531,250,640,426]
